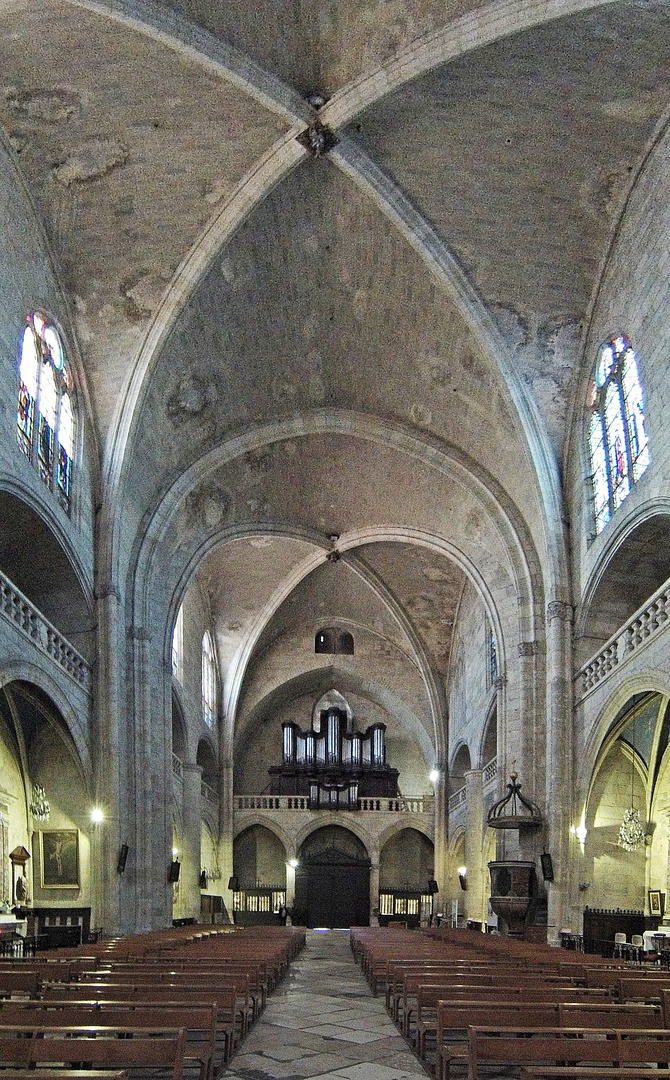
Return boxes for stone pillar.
[545,599,574,944]
[370,854,380,924]
[433,764,449,903]
[464,769,485,926]
[285,853,297,910]
[219,759,235,922]
[94,590,123,935]
[181,764,203,921]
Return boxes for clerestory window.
[172,604,184,683]
[17,312,74,512]
[588,336,649,535]
[201,631,217,729]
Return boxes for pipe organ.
[269,706,399,806]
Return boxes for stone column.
[370,852,380,924]
[219,759,235,922]
[181,763,203,921]
[94,590,123,935]
[464,769,485,926]
[285,853,297,910]
[433,764,449,902]
[545,599,574,944]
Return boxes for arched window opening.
[588,336,649,534]
[17,312,74,512]
[314,627,354,655]
[171,605,183,684]
[201,631,216,729]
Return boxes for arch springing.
[588,336,649,534]
[201,630,217,729]
[17,313,74,512]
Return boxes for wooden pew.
[39,985,241,1056]
[446,1026,670,1080]
[0,1024,186,1080]
[398,974,582,1038]
[0,1001,218,1079]
[434,1005,663,1080]
[620,974,670,1002]
[521,1071,670,1079]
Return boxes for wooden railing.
[576,575,670,701]
[0,569,91,691]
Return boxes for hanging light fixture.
[29,784,50,823]
[617,749,645,851]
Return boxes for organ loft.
[269,705,399,810]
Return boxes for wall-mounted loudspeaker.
[428,879,439,894]
[168,860,180,883]
[199,871,207,889]
[228,875,239,891]
[117,843,129,873]
[540,852,554,881]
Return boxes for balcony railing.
[201,781,219,806]
[576,575,670,701]
[483,756,498,786]
[233,794,434,813]
[0,569,91,692]
[448,785,467,812]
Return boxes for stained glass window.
[588,336,649,534]
[17,312,74,512]
[201,631,217,728]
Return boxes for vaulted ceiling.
[3,0,669,737]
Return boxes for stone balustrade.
[483,756,498,786]
[576,576,670,701]
[201,780,219,805]
[448,785,467,812]
[0,569,91,691]
[233,793,434,813]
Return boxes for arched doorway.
[295,825,370,927]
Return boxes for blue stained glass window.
[17,313,74,512]
[588,336,649,535]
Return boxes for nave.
[222,930,426,1080]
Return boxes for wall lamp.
[458,866,467,891]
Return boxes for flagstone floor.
[220,929,428,1080]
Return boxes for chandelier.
[617,748,644,851]
[29,784,50,823]
[618,807,645,851]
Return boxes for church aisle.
[220,929,428,1080]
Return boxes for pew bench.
[443,1026,670,1080]
[0,1024,186,1080]
[432,1001,663,1078]
[0,1001,219,1079]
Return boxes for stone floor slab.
[218,930,427,1080]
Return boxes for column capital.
[547,600,573,622]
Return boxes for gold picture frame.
[40,830,79,889]
[649,889,662,917]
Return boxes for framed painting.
[649,889,662,917]
[40,830,79,888]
